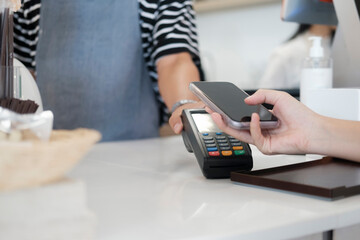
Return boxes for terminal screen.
[192,113,221,133]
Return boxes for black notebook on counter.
[231,157,360,200]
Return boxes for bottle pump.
[300,36,333,106]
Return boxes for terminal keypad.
[201,132,246,157]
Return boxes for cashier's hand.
[170,101,205,134]
[207,89,322,155]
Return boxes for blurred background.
[194,0,297,89]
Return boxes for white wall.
[196,2,298,89]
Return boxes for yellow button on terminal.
[221,150,233,156]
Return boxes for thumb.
[172,121,183,134]
[245,89,284,106]
[249,113,268,153]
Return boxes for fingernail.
[174,123,182,133]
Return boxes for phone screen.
[191,82,277,123]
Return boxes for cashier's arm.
[157,52,204,134]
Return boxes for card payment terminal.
[181,109,253,178]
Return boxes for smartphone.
[190,81,279,129]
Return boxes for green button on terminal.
[234,150,246,155]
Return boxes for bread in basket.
[0,128,101,191]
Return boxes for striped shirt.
[13,0,202,124]
[13,0,41,69]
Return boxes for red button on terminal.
[208,151,220,156]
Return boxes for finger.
[169,110,183,134]
[210,112,226,129]
[211,112,254,144]
[169,101,206,134]
[249,113,267,152]
[205,106,214,114]
[245,89,286,106]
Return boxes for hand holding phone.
[190,82,279,129]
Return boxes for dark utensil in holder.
[0,7,38,114]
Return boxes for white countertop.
[65,136,360,240]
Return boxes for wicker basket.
[0,128,101,191]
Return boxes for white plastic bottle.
[300,37,333,106]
